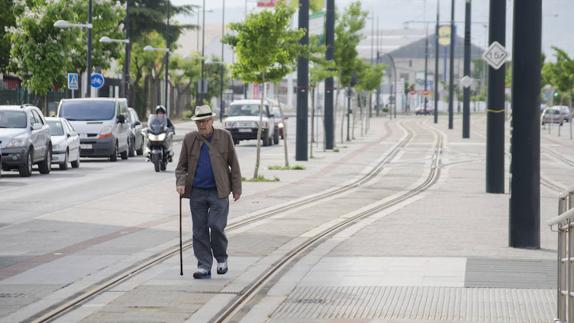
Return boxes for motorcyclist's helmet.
[155,105,167,114]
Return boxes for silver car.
[542,107,564,126]
[0,105,52,177]
[127,107,144,156]
[552,105,571,122]
[46,117,81,170]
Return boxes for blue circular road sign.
[90,73,105,89]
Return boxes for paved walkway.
[4,115,570,323]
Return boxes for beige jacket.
[175,128,241,199]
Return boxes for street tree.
[129,31,168,116]
[0,0,15,73]
[333,1,367,142]
[542,47,574,106]
[223,2,305,179]
[309,35,336,157]
[8,1,81,111]
[356,60,385,135]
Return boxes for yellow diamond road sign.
[482,41,508,70]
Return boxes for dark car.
[0,105,52,177]
[415,106,434,115]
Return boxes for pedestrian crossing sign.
[67,73,79,90]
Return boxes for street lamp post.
[54,13,93,98]
[198,0,207,107]
[99,36,130,99]
[448,0,455,129]
[220,0,226,122]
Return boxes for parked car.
[271,106,288,139]
[57,98,130,161]
[224,99,278,146]
[0,104,52,177]
[542,107,564,126]
[127,107,144,157]
[552,105,571,122]
[415,106,434,115]
[46,117,80,170]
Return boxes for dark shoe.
[217,262,228,275]
[193,268,211,279]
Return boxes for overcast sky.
[171,0,574,59]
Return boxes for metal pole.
[122,0,131,102]
[462,0,471,138]
[196,11,200,52]
[423,23,429,114]
[220,0,225,122]
[448,0,455,129]
[324,0,334,149]
[346,87,351,141]
[86,0,93,98]
[486,0,506,194]
[198,0,206,106]
[509,0,541,249]
[165,3,170,115]
[296,0,309,161]
[434,0,440,124]
[376,16,381,117]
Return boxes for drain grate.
[272,286,555,322]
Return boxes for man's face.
[196,117,213,135]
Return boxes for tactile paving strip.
[271,286,555,322]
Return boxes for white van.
[57,98,130,161]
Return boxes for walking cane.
[179,196,183,276]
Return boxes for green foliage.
[542,47,574,104]
[0,0,15,72]
[126,0,196,45]
[334,1,367,87]
[7,0,124,95]
[222,3,305,84]
[242,176,280,182]
[309,35,336,88]
[356,61,385,92]
[268,165,305,170]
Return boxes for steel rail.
[28,121,417,323]
[212,128,443,323]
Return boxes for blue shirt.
[192,134,216,189]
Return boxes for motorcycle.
[143,114,174,172]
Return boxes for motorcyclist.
[155,105,175,133]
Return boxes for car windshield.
[59,100,116,121]
[47,120,65,136]
[0,110,27,128]
[228,104,265,117]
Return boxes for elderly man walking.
[176,105,242,279]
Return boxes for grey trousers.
[189,188,229,271]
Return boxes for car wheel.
[38,146,51,174]
[71,153,80,168]
[128,136,135,157]
[136,137,144,156]
[19,150,33,177]
[120,148,128,160]
[233,138,240,146]
[59,150,69,170]
[273,128,279,145]
[110,142,118,162]
[262,134,270,146]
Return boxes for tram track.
[25,121,420,323]
[212,126,444,323]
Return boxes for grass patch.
[268,165,305,170]
[332,148,340,152]
[242,176,280,182]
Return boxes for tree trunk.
[310,86,315,159]
[253,81,265,179]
